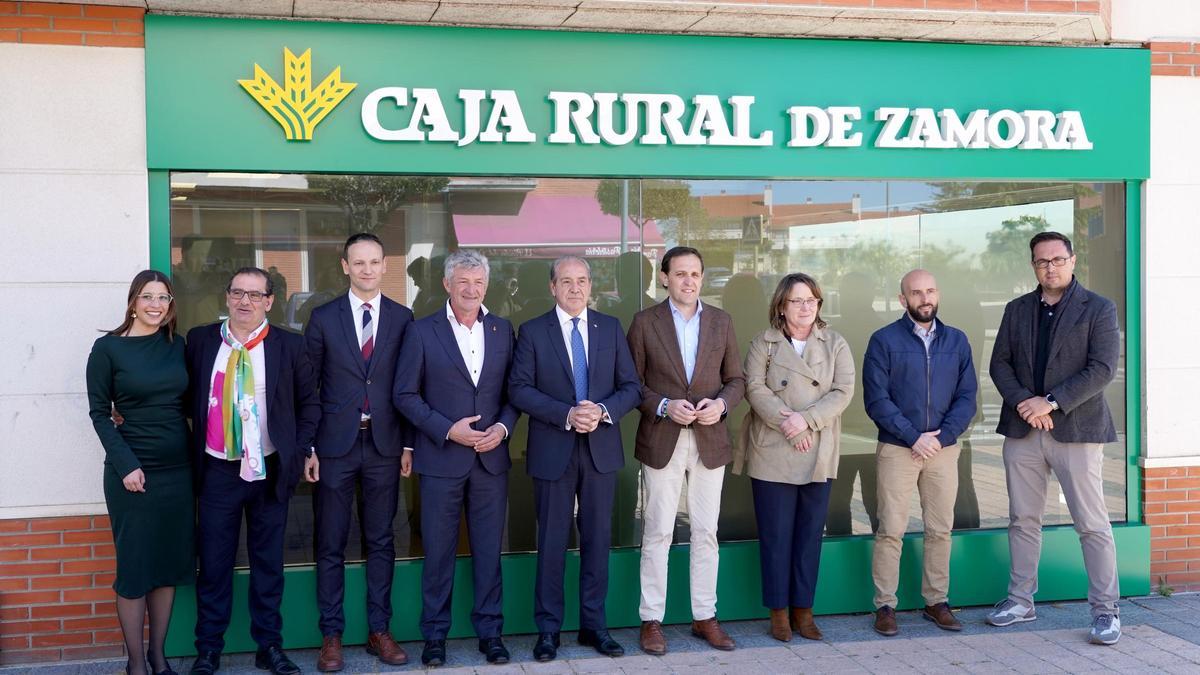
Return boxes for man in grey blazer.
[986,231,1122,646]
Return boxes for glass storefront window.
[169,174,1126,566]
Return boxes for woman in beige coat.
[734,273,854,642]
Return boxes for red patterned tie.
[361,303,373,413]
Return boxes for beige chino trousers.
[872,441,960,609]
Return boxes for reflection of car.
[704,267,733,292]
[285,292,314,331]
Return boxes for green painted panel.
[165,524,1149,656]
[1126,180,1144,525]
[148,170,170,274]
[145,16,1148,180]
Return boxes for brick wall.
[1149,41,1200,77]
[0,515,123,666]
[1145,467,1200,594]
[0,2,144,47]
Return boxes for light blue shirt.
[669,298,703,383]
[911,317,939,355]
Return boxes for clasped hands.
[779,408,814,453]
[568,400,606,433]
[449,414,506,453]
[666,398,724,426]
[1016,396,1055,431]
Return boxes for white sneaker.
[986,599,1037,627]
[1089,614,1121,645]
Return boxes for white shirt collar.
[348,289,382,312]
[668,298,703,319]
[555,304,588,327]
[446,300,488,326]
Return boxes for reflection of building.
[451,178,665,263]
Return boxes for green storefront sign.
[146,15,1150,654]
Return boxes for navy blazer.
[392,309,517,478]
[509,308,642,481]
[185,323,320,503]
[305,294,414,458]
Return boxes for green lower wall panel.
[165,523,1149,656]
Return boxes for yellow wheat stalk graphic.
[238,48,357,141]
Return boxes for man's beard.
[907,303,938,323]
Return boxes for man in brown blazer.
[627,246,746,656]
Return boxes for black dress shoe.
[532,632,559,661]
[478,637,510,664]
[188,651,220,675]
[254,645,300,675]
[578,628,625,657]
[149,650,179,675]
[421,640,446,667]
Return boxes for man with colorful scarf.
[185,267,320,675]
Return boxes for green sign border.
[146,15,1149,180]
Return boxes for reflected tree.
[309,175,449,230]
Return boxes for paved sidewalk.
[6,594,1200,674]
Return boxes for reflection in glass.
[169,175,1126,566]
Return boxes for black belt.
[359,418,371,431]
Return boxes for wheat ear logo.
[238,47,357,141]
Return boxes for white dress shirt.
[445,301,508,439]
[348,289,382,347]
[447,301,487,386]
[556,305,611,430]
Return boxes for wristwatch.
[1045,394,1060,411]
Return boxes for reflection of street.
[836,367,1128,536]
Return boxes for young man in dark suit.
[508,256,642,662]
[304,233,414,671]
[626,246,746,656]
[393,249,518,666]
[185,268,320,675]
[986,231,1122,646]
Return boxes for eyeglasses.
[1032,256,1072,270]
[787,298,820,308]
[227,289,269,302]
[136,293,173,304]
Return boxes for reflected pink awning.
[453,195,664,258]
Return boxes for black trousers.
[752,477,832,610]
[314,429,402,636]
[532,437,617,633]
[195,453,286,653]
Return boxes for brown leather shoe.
[769,608,792,642]
[790,607,823,641]
[366,631,409,666]
[640,620,667,656]
[923,602,963,632]
[691,617,736,651]
[316,634,344,672]
[874,606,899,636]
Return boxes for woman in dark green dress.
[86,270,194,675]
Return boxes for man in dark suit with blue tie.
[393,249,518,667]
[509,256,642,662]
[303,233,414,671]
[185,268,320,675]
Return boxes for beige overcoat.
[734,325,855,484]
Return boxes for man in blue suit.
[393,249,518,667]
[303,233,414,671]
[509,256,642,662]
[185,268,320,675]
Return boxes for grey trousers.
[1002,429,1119,617]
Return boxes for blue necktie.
[571,317,588,404]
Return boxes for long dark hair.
[107,270,177,340]
[769,273,827,335]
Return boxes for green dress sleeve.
[86,340,142,479]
